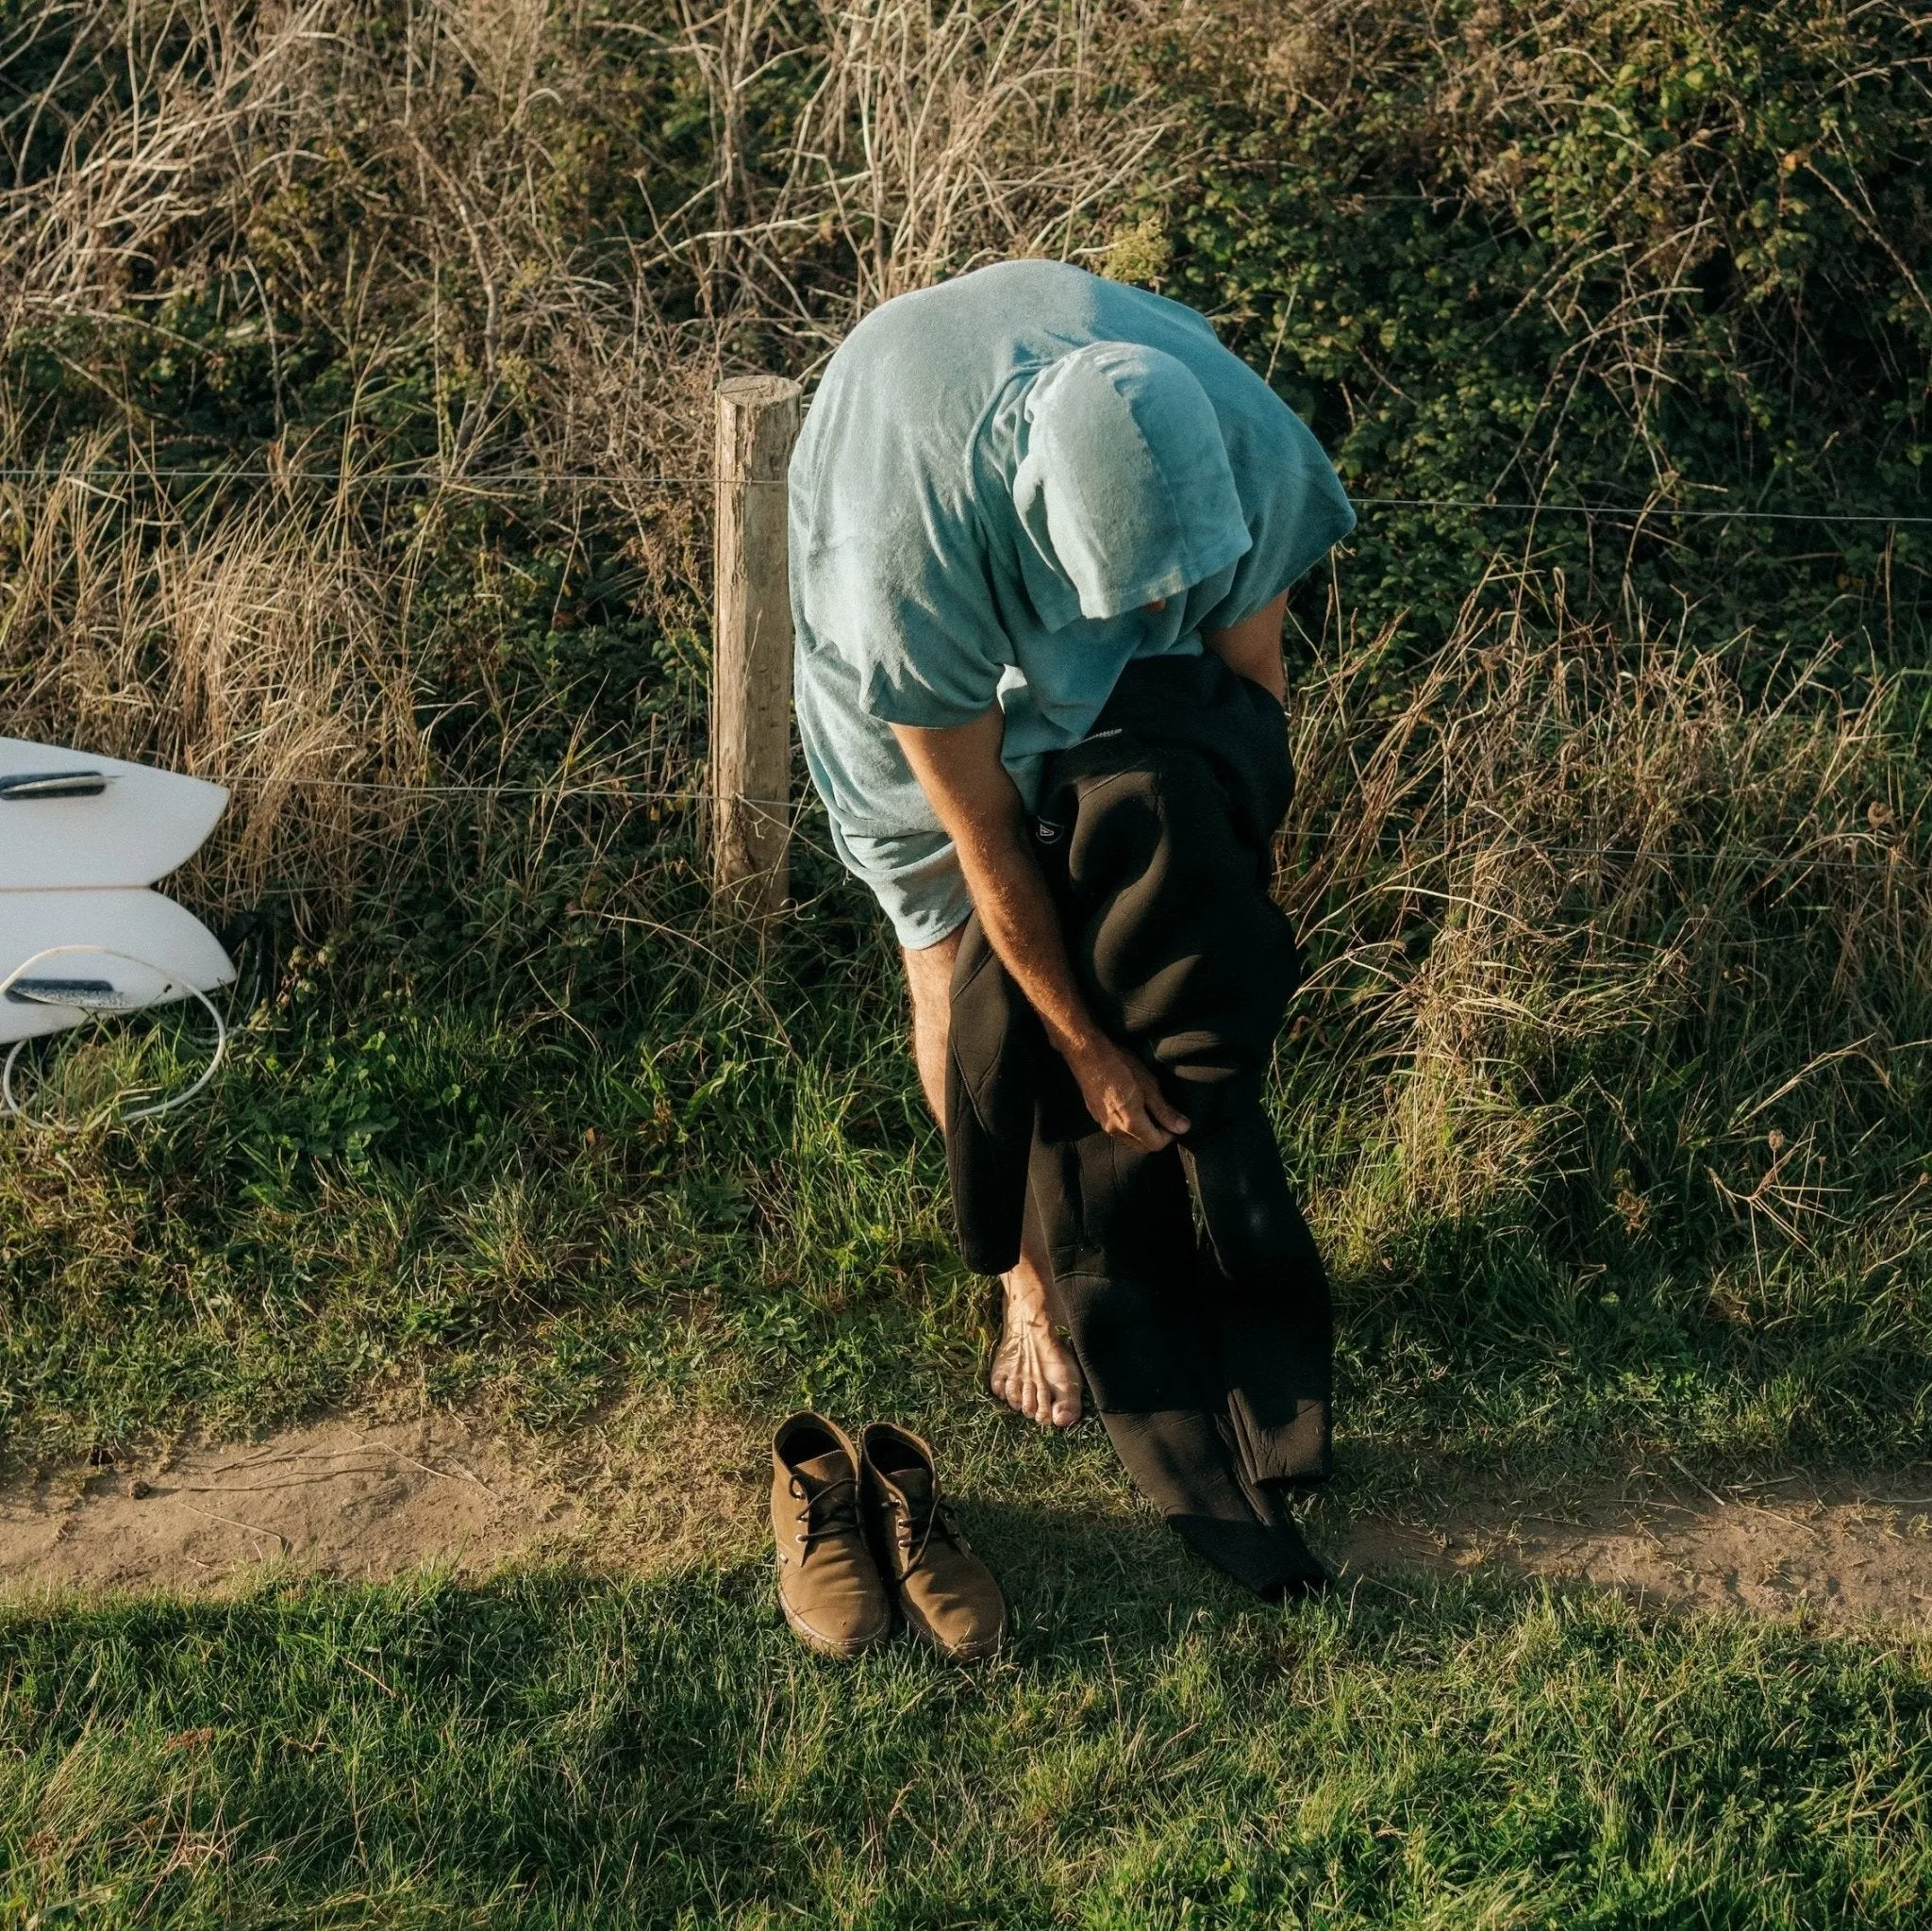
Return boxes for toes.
[1019,1368,1046,1425]
[1043,1346,1082,1427]
[1034,1375,1058,1426]
[991,1341,1035,1423]
[991,1315,1080,1427]
[1031,1366,1064,1427]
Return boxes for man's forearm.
[951,804,1105,1061]
[891,704,1188,1149]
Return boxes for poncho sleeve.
[1209,385,1357,628]
[793,445,1015,732]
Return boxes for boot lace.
[791,1473,860,1555]
[892,1491,961,1572]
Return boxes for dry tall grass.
[1281,580,1928,1286]
[0,0,1163,913]
[0,428,425,907]
[0,0,1924,1300]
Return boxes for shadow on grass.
[6,1542,1932,1927]
[958,1492,1331,1646]
[973,1493,1204,1600]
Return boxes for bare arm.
[1202,589,1289,702]
[892,707,1190,1152]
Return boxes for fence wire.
[208,773,1918,878]
[8,457,1924,890]
[2,465,1928,525]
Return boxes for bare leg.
[903,932,1082,1428]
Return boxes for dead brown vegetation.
[0,0,1169,913]
[1282,574,1929,1282]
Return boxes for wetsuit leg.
[1029,1128,1326,1597]
[1181,1105,1333,1490]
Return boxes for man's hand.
[893,706,1184,1150]
[1063,1034,1190,1151]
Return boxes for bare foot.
[988,1276,1082,1428]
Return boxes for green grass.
[4,872,1923,1494]
[7,1557,1931,1927]
[3,817,1924,1922]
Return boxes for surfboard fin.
[6,976,133,1009]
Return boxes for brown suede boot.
[860,1423,1008,1661]
[772,1412,892,1659]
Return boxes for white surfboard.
[0,738,228,890]
[0,889,234,1043]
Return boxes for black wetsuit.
[945,654,1332,1597]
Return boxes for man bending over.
[789,258,1355,1430]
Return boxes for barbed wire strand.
[202,774,1919,875]
[0,467,1927,526]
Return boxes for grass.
[7,1562,1932,1927]
[3,607,1924,1488]
[0,0,1930,1922]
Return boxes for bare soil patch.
[0,1415,581,1595]
[1338,1473,1932,1629]
[0,1401,770,1598]
[6,1408,1931,1633]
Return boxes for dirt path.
[0,1406,766,1598]
[1338,1476,1932,1628]
[0,1416,588,1594]
[4,1414,1929,1629]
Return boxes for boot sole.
[778,1590,891,1660]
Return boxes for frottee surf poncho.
[789,260,1356,946]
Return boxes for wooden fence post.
[710,373,803,920]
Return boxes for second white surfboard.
[0,890,235,1043]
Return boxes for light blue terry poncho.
[789,258,1356,946]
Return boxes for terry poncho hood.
[1012,342,1253,626]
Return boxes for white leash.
[0,944,227,1129]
